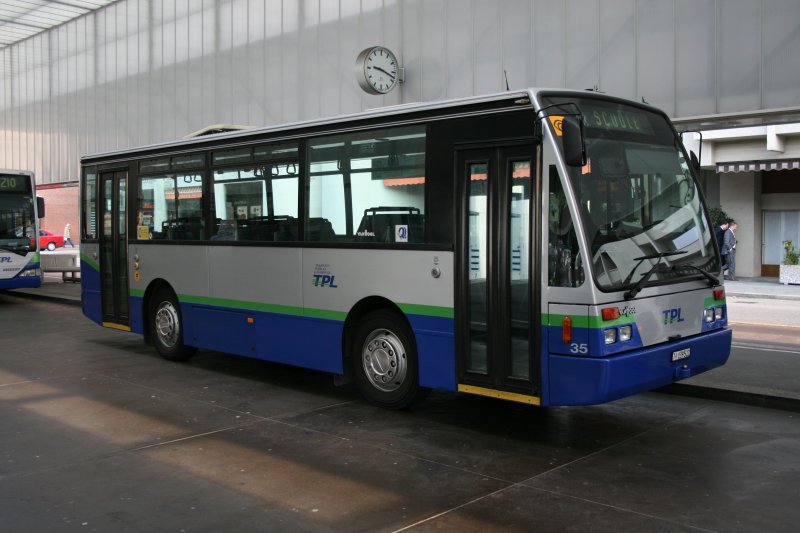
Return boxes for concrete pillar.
[719,171,762,278]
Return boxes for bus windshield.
[0,184,35,254]
[543,95,719,292]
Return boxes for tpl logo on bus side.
[0,257,11,263]
[662,307,685,324]
[312,274,338,288]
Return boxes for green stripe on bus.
[704,296,726,307]
[131,291,449,322]
[81,253,99,271]
[398,302,455,319]
[176,294,348,321]
[178,294,306,316]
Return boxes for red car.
[38,229,64,251]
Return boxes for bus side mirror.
[37,196,45,219]
[562,115,586,167]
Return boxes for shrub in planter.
[779,242,800,285]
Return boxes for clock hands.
[371,66,396,81]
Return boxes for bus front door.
[99,170,130,329]
[457,146,541,404]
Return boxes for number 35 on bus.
[79,89,731,409]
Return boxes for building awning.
[717,160,800,173]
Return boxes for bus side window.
[306,125,426,243]
[139,173,205,241]
[83,168,98,240]
[548,165,584,287]
[210,162,299,242]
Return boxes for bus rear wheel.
[150,288,197,362]
[352,310,423,409]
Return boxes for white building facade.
[1,0,799,276]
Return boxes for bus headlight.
[604,328,617,345]
[704,308,715,323]
[619,325,632,342]
[20,268,42,277]
[714,307,724,320]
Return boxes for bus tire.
[150,288,197,362]
[352,309,423,409]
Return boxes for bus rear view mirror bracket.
[562,115,586,167]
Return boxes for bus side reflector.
[713,289,725,301]
[562,316,572,343]
[601,307,620,321]
[247,317,254,324]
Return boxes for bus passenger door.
[99,170,130,328]
[457,145,541,404]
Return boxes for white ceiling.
[0,0,116,49]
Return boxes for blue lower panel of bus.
[127,297,456,391]
[547,327,732,406]
[407,315,457,391]
[0,275,42,289]
[81,264,102,324]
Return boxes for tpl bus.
[80,89,731,409]
[0,170,44,290]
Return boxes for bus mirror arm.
[690,151,701,173]
[562,115,587,167]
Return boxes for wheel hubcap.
[155,301,180,348]
[362,328,407,392]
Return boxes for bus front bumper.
[547,328,732,406]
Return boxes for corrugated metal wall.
[1,0,799,184]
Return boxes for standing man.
[723,220,737,281]
[715,220,729,268]
[64,223,74,248]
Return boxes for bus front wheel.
[150,289,197,362]
[352,310,423,409]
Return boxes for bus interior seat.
[356,206,423,243]
[307,217,336,241]
[162,216,203,240]
[244,215,298,242]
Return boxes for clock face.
[357,46,399,94]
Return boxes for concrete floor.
[2,292,799,532]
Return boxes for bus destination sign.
[586,107,654,135]
[0,175,28,193]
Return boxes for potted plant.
[779,241,800,285]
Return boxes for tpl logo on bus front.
[0,256,11,263]
[662,307,685,325]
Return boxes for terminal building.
[0,0,798,278]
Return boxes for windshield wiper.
[624,250,688,300]
[671,264,719,287]
[0,244,29,257]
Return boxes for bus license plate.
[671,348,691,362]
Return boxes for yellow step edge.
[458,384,541,405]
[102,322,131,332]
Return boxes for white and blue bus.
[80,89,731,409]
[0,170,44,290]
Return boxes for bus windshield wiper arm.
[624,250,688,300]
[671,264,719,287]
[0,245,28,257]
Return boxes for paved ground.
[3,279,800,531]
